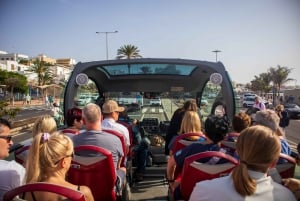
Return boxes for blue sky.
[1,0,299,85]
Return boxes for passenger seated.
[254,109,291,164]
[226,112,251,141]
[0,118,25,201]
[222,112,251,155]
[72,103,126,189]
[61,107,83,138]
[15,115,57,166]
[189,125,296,201]
[24,132,94,201]
[168,111,205,155]
[166,114,230,200]
[133,126,150,181]
[101,100,131,152]
[165,100,198,155]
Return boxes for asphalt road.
[285,119,300,151]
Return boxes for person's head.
[232,125,280,196]
[0,118,12,159]
[254,96,260,104]
[204,114,229,143]
[183,100,198,112]
[254,109,283,136]
[32,115,57,137]
[102,100,125,121]
[66,107,83,128]
[275,104,284,112]
[82,103,102,129]
[179,111,201,134]
[25,132,74,183]
[232,112,251,133]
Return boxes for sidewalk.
[7,98,61,109]
[11,99,44,108]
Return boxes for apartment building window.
[11,64,15,71]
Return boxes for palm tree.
[116,44,142,59]
[269,65,293,93]
[28,60,49,86]
[28,60,53,97]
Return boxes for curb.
[11,123,34,135]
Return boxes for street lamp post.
[96,31,118,60]
[212,50,221,62]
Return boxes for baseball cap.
[102,100,125,114]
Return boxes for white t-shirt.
[189,170,296,201]
[102,118,130,146]
[0,160,26,200]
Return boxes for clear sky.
[1,0,299,85]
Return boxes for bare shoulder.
[80,185,94,201]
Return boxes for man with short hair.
[254,109,291,164]
[101,100,130,150]
[73,103,125,169]
[72,103,126,189]
[0,118,25,200]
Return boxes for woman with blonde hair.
[168,111,204,155]
[16,115,58,166]
[32,115,57,136]
[189,125,296,201]
[24,132,94,201]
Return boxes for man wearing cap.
[102,100,131,151]
[0,118,25,200]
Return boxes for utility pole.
[96,31,118,60]
[212,50,221,62]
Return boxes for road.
[10,105,51,144]
[285,119,300,151]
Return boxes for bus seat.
[117,121,135,160]
[172,132,207,154]
[103,129,133,187]
[220,141,237,155]
[68,145,117,201]
[14,145,30,165]
[180,151,238,200]
[275,153,296,179]
[3,182,86,201]
[172,133,207,180]
[103,129,127,167]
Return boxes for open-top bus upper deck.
[63,58,236,122]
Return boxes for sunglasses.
[0,135,13,143]
[54,152,74,165]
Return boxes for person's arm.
[81,185,95,201]
[282,178,300,191]
[166,155,176,181]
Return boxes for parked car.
[242,96,255,108]
[284,103,300,119]
[150,98,162,106]
[242,96,271,108]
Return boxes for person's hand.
[282,178,300,191]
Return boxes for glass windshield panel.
[99,63,197,76]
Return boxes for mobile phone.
[269,168,282,184]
